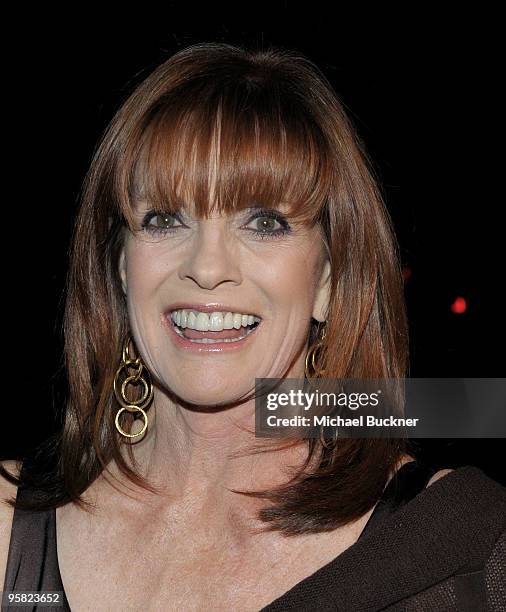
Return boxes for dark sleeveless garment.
[3,460,505,611]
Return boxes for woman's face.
[119,201,330,406]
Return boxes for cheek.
[254,249,318,311]
[125,244,172,296]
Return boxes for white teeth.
[187,311,197,329]
[209,312,223,331]
[195,312,209,332]
[172,324,255,343]
[170,309,261,332]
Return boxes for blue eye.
[140,209,292,240]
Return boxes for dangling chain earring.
[304,319,329,379]
[113,335,154,439]
[304,320,337,449]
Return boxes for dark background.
[4,9,504,484]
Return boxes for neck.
[102,388,309,536]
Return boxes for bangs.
[118,79,332,229]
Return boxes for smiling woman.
[1,43,504,611]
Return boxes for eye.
[140,211,183,235]
[245,210,292,240]
[139,208,292,240]
[249,216,281,232]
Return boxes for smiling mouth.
[170,318,261,343]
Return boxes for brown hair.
[1,42,409,535]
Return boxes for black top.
[3,460,505,611]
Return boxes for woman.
[1,43,504,611]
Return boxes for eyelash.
[140,209,292,240]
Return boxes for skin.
[113,200,331,532]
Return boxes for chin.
[168,378,255,408]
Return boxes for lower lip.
[161,314,262,353]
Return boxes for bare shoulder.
[425,468,455,488]
[0,460,22,589]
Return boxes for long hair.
[1,42,409,535]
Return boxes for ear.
[312,259,331,322]
[118,246,127,295]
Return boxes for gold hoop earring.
[305,320,329,379]
[319,423,338,449]
[305,320,337,448]
[113,335,154,439]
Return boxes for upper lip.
[165,303,262,318]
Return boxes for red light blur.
[451,296,467,314]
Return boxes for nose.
[178,219,242,290]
